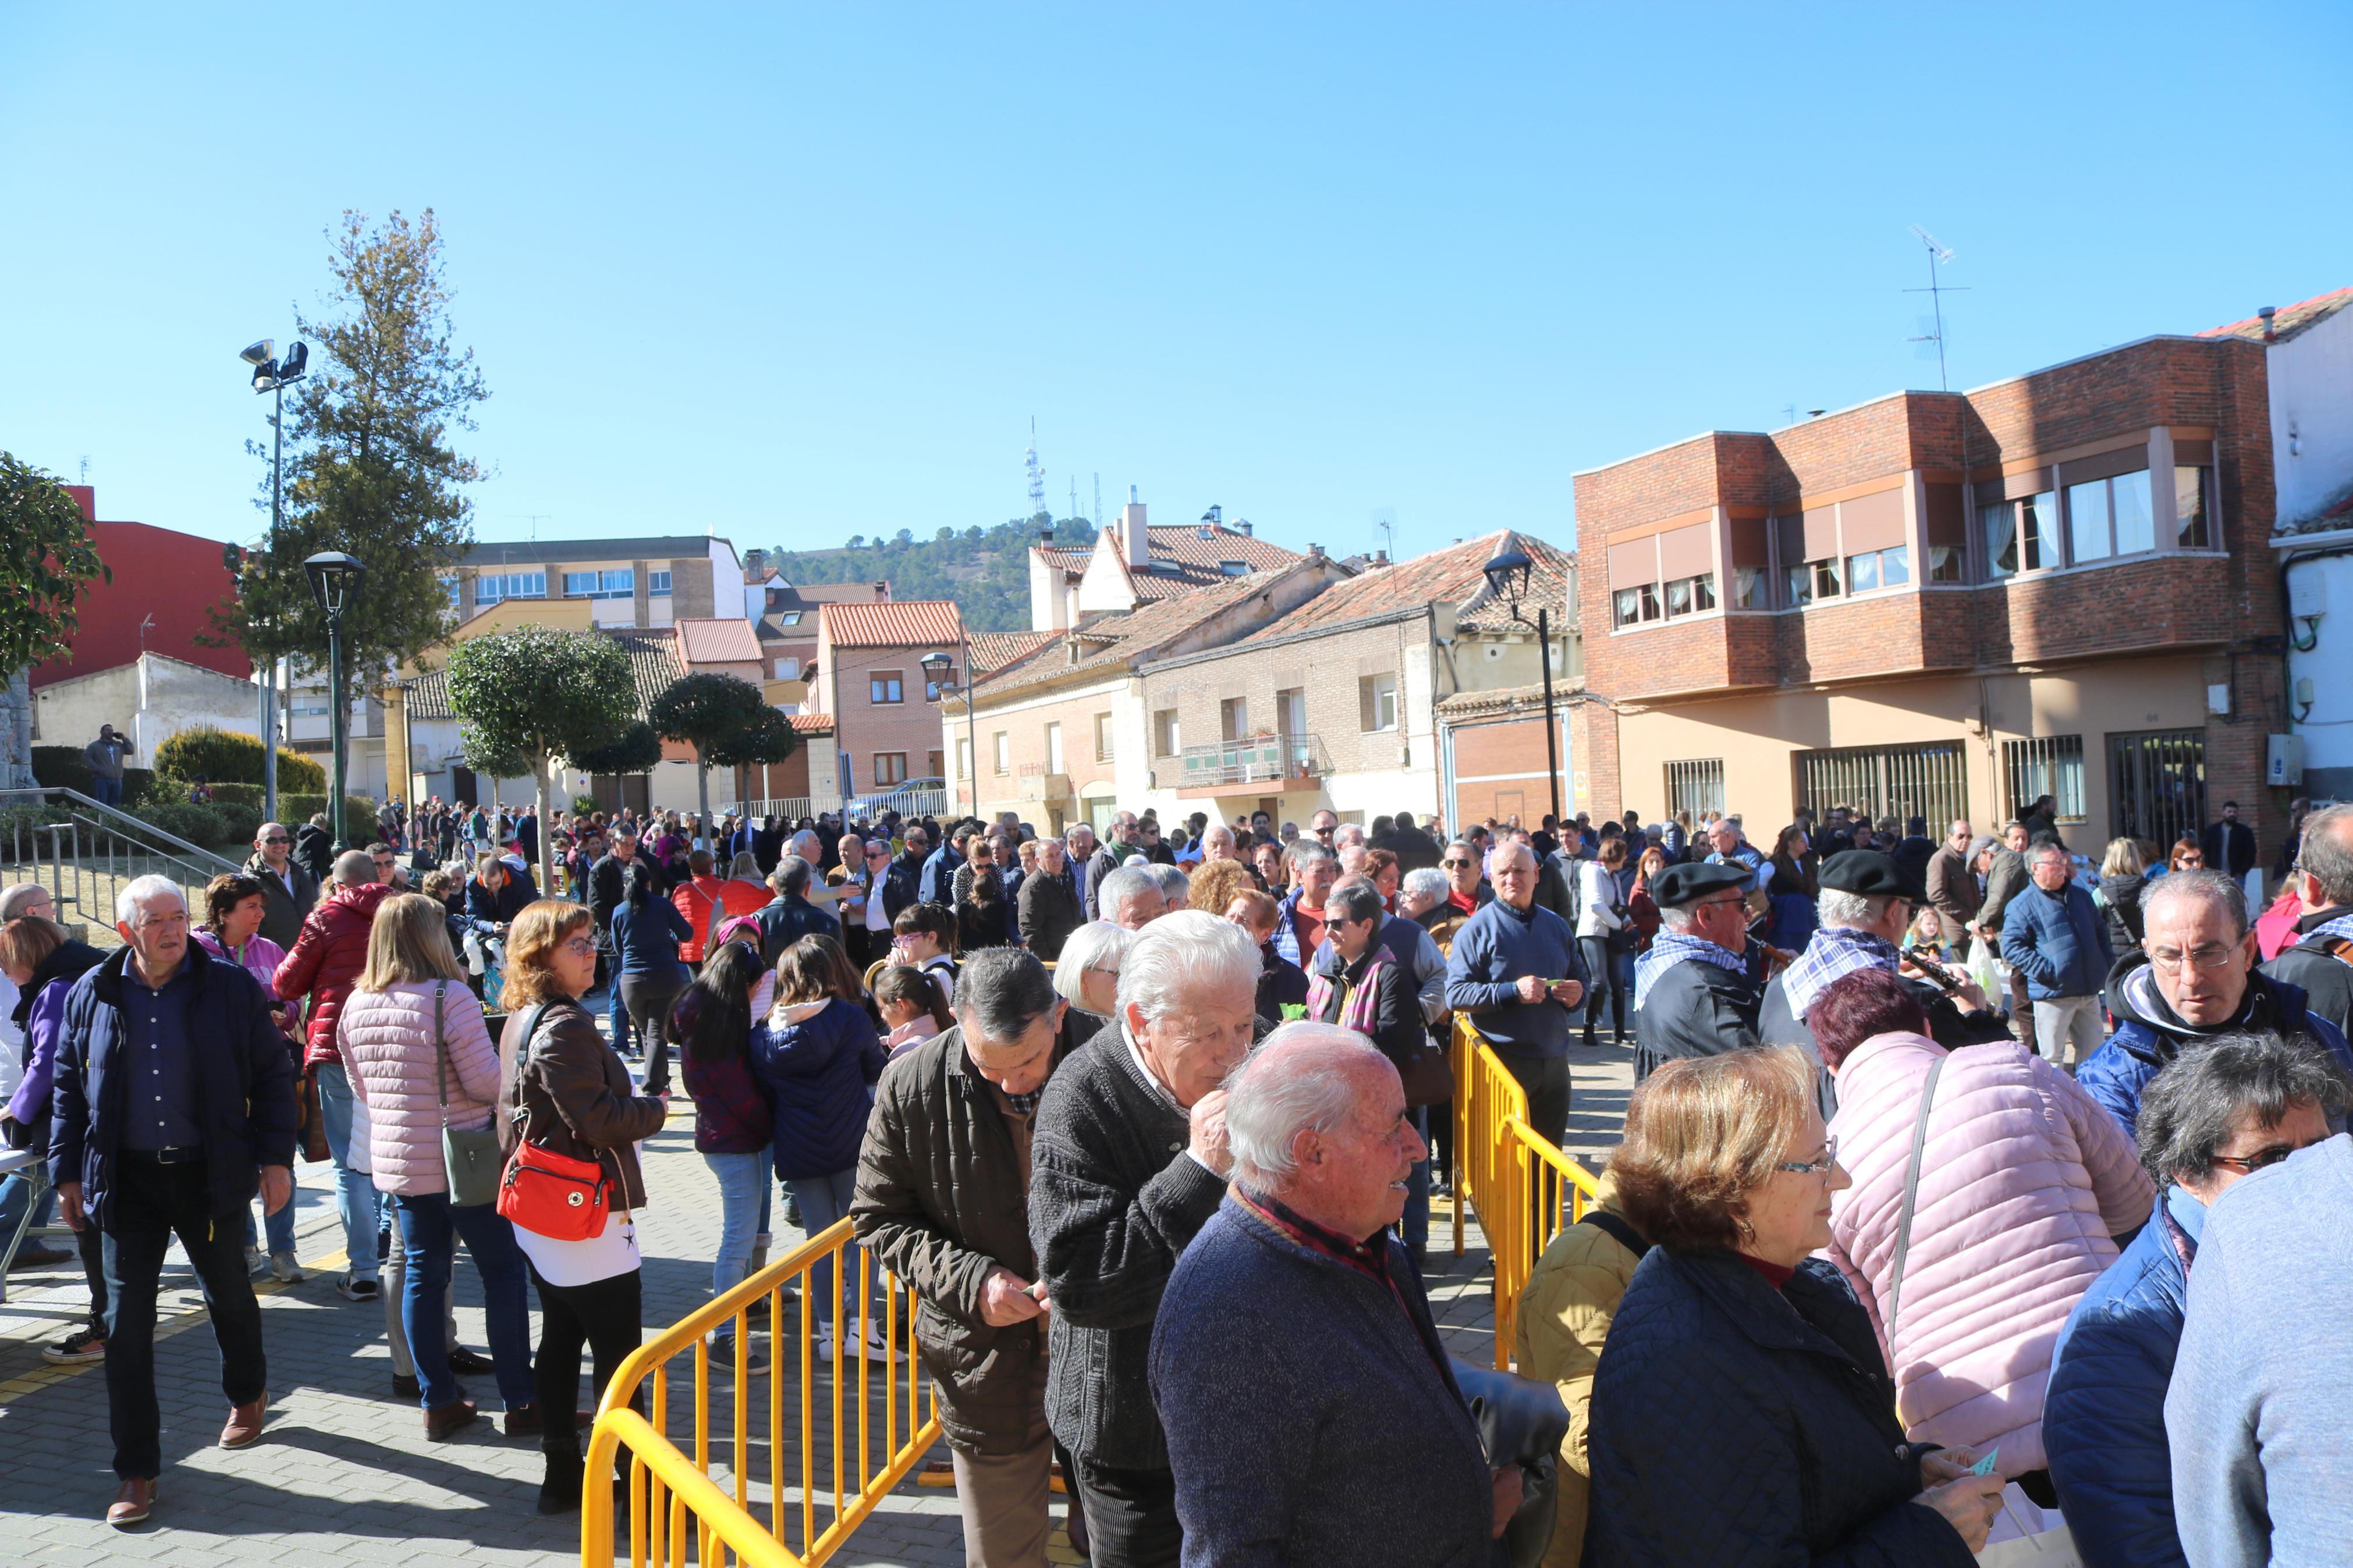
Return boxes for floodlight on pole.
[242,336,310,824]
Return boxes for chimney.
[1307,542,1325,561]
[1237,518,1252,536]
[1122,495,1149,571]
[744,547,765,582]
[2260,305,2279,343]
[1369,549,1389,567]
[872,579,888,602]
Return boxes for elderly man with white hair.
[1017,835,1083,960]
[1094,863,1166,931]
[51,876,298,1526]
[1198,824,1238,865]
[1144,861,1190,913]
[1030,911,1262,1567]
[1152,1023,1514,1566]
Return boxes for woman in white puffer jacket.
[339,893,537,1440]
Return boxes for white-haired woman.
[1050,920,1133,1056]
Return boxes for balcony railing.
[1178,732,1325,789]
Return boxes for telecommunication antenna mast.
[1025,418,1048,523]
[1904,225,1968,392]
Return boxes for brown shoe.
[425,1399,479,1441]
[107,1477,157,1528]
[219,1391,268,1449]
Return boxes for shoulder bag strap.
[504,1001,551,1143]
[1883,1050,1950,1342]
[432,980,450,1130]
[1579,1208,1651,1261]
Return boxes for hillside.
[766,515,1098,633]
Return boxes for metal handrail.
[0,787,243,933]
[0,787,240,872]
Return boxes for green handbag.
[434,982,505,1207]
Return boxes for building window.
[1046,723,1063,773]
[1927,545,1964,582]
[648,569,672,595]
[1221,697,1250,740]
[1795,742,1970,829]
[474,570,548,605]
[2003,735,2087,823]
[2175,467,2214,549]
[1665,759,1725,820]
[993,732,1010,775]
[1786,559,1841,607]
[1844,546,1908,594]
[1220,560,1248,576]
[1094,712,1115,762]
[1612,582,1662,627]
[773,656,800,680]
[874,752,907,786]
[442,577,461,611]
[1732,567,1768,609]
[1360,673,1399,733]
[1663,573,1716,617]
[777,610,802,626]
[564,569,634,600]
[957,737,971,779]
[1153,708,1180,756]
[869,671,904,705]
[2109,728,2206,848]
[1982,492,2056,579]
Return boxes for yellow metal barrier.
[582,1217,942,1567]
[1450,1015,1603,1368]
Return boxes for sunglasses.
[1443,858,1475,869]
[262,835,290,845]
[2210,1143,2305,1174]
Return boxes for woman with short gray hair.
[1050,920,1132,1054]
[2045,1030,2351,1565]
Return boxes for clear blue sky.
[6,4,2347,567]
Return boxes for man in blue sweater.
[2004,841,2114,1069]
[1445,841,1585,1146]
[1154,1023,1509,1567]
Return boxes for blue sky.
[5,4,2347,567]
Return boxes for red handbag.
[495,1004,616,1240]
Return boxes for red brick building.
[1574,328,2282,861]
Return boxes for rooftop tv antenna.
[1025,418,1048,523]
[1372,506,1397,560]
[1093,472,1102,529]
[1904,225,1968,392]
[524,513,551,541]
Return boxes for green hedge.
[30,747,158,806]
[151,727,326,792]
[279,794,381,835]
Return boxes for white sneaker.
[854,1318,904,1364]
[244,1246,265,1276]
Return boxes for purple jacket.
[6,982,70,1128]
[682,1050,772,1155]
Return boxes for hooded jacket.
[2258,904,2353,1044]
[274,880,398,1068]
[1826,1030,2153,1473]
[753,997,887,1181]
[2079,954,2353,1142]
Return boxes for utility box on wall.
[2270,733,2306,787]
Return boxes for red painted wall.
[30,488,249,688]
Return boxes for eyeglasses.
[865,848,888,860]
[2210,1142,2303,1174]
[559,936,597,957]
[1443,858,1475,869]
[1777,1136,1839,1175]
[2143,942,2240,973]
[262,835,290,845]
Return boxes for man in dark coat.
[753,856,840,968]
[2261,802,2353,1041]
[293,815,333,885]
[1628,862,1760,1082]
[854,951,1076,1567]
[883,824,929,925]
[242,822,318,951]
[51,877,297,1527]
[2200,801,2259,882]
[1017,837,1083,961]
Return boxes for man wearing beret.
[1759,850,2011,1087]
[1628,862,1761,1080]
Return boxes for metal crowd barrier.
[583,1218,940,1567]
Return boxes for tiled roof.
[786,713,834,734]
[1146,523,1300,573]
[1034,546,1092,574]
[2200,286,2353,346]
[404,667,453,721]
[967,631,1057,673]
[1244,530,1572,641]
[982,569,1300,700]
[817,599,963,649]
[401,627,689,724]
[1436,681,1581,720]
[674,617,764,666]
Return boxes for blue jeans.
[91,776,122,808]
[314,1062,384,1280]
[704,1149,773,1304]
[606,973,634,1057]
[0,1172,56,1249]
[389,1191,534,1411]
[243,1165,297,1254]
[787,1168,865,1328]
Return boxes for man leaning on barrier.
[853,948,1078,1568]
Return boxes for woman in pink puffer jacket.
[1813,969,2153,1484]
[337,893,538,1441]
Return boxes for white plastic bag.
[1976,1485,2079,1567]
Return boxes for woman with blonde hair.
[1187,858,1255,929]
[1585,1045,2006,1563]
[338,894,535,1439]
[496,899,669,1512]
[2098,835,2149,954]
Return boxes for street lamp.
[304,551,365,853]
[922,634,979,819]
[242,337,308,826]
[1482,546,1563,830]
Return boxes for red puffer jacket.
[274,881,398,1069]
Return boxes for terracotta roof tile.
[967,631,1057,673]
[1144,523,1300,573]
[981,570,1300,699]
[403,667,452,721]
[603,628,690,716]
[1245,530,1572,641]
[786,713,834,734]
[818,599,963,649]
[2200,286,2353,346]
[673,617,764,666]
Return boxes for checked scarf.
[2309,913,2353,948]
[1632,931,1748,1013]
[1783,925,1902,1021]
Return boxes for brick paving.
[0,1023,1633,1566]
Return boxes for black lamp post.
[922,635,978,819]
[304,551,365,852]
[1482,546,1562,830]
[241,337,308,825]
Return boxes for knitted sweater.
[1028,1027,1227,1470]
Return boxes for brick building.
[810,600,966,805]
[1574,322,2283,861]
[452,534,746,629]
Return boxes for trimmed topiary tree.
[648,673,797,839]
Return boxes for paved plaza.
[0,1030,1633,1567]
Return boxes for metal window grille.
[2001,735,2086,823]
[2108,728,2206,848]
[1794,742,1969,828]
[1665,760,1726,820]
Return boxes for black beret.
[1819,849,1917,899]
[1651,861,1752,907]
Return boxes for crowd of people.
[5,782,2351,1564]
